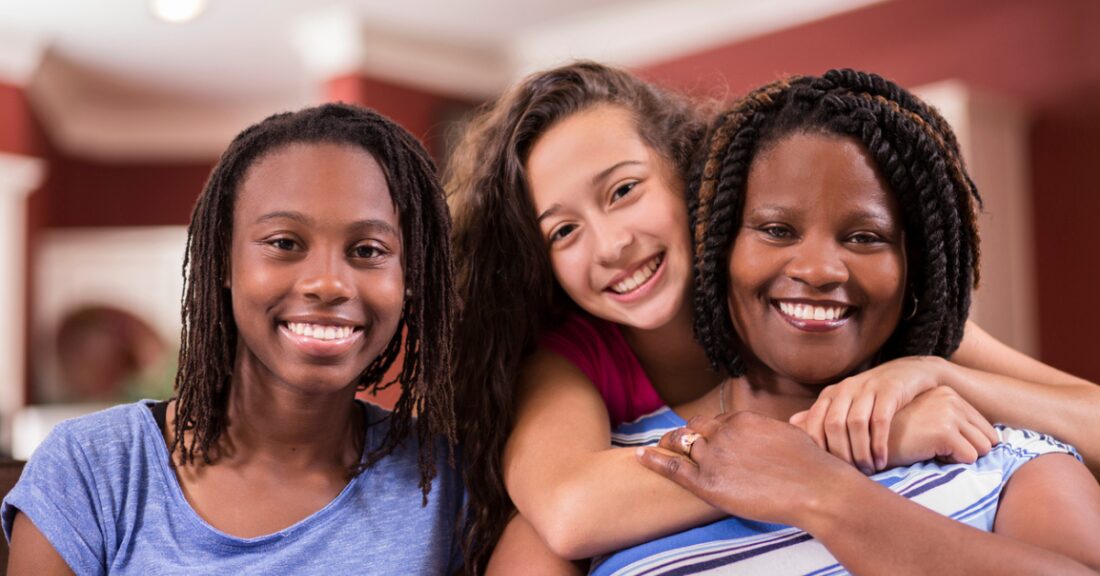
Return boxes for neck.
[619,300,720,406]
[724,374,818,421]
[214,355,363,471]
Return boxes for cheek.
[648,196,691,244]
[724,241,759,327]
[549,245,592,297]
[375,273,406,318]
[863,254,907,314]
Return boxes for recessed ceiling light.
[150,0,208,24]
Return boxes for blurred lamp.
[150,0,207,23]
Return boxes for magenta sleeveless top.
[539,313,664,426]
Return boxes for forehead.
[745,132,895,214]
[526,106,657,194]
[235,142,398,224]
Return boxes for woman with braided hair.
[449,62,1100,573]
[609,70,1100,574]
[2,103,464,574]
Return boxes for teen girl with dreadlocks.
[3,103,463,574]
[447,61,1100,573]
[610,69,1100,574]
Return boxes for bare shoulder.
[8,511,74,575]
[995,453,1100,567]
[487,514,585,576]
[517,346,605,406]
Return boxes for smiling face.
[229,142,405,394]
[728,132,906,386]
[526,105,693,331]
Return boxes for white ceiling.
[0,0,886,160]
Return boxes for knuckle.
[935,420,956,437]
[935,386,959,399]
[664,457,683,477]
[824,417,847,435]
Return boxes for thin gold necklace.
[718,379,728,415]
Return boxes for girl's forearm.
[508,445,722,558]
[934,357,1100,474]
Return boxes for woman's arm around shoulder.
[948,320,1100,474]
[505,347,720,558]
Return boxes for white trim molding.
[0,152,45,453]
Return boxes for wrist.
[924,354,965,390]
[800,468,893,540]
[795,464,868,534]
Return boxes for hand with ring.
[678,432,702,458]
[636,411,861,527]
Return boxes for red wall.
[45,158,211,227]
[639,0,1100,381]
[325,74,476,164]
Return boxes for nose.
[298,251,354,305]
[784,236,848,290]
[592,221,634,266]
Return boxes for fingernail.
[874,457,885,470]
[860,466,873,475]
[635,448,645,458]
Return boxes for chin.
[622,302,681,331]
[783,362,858,386]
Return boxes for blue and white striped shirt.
[594,407,1078,576]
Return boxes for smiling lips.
[608,253,664,295]
[279,321,363,357]
[284,322,356,341]
[774,300,852,332]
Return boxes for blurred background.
[0,0,1096,458]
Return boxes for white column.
[916,81,1036,356]
[0,152,44,446]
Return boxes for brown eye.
[549,223,578,243]
[847,232,885,244]
[351,244,383,259]
[270,238,298,251]
[611,181,637,203]
[759,225,795,239]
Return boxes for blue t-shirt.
[2,400,465,575]
[595,407,1079,576]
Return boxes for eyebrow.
[536,160,646,223]
[536,204,561,224]
[746,204,896,226]
[590,160,644,187]
[256,211,400,236]
[257,210,310,225]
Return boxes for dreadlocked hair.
[691,69,982,378]
[174,102,457,501]
[445,60,711,574]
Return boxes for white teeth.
[777,302,849,322]
[611,255,662,295]
[285,322,354,341]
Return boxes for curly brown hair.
[445,61,712,573]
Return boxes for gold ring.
[679,432,701,458]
